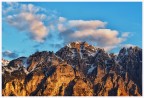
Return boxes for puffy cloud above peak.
[58,19,130,51]
[70,29,123,46]
[68,20,106,30]
[6,12,48,42]
[3,2,54,42]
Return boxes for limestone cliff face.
[2,61,92,96]
[2,42,142,96]
[93,66,140,96]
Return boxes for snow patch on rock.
[87,64,96,74]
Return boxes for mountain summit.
[2,42,142,96]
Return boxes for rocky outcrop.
[64,76,93,96]
[56,42,102,75]
[2,58,10,66]
[117,47,142,95]
[93,66,140,96]
[27,51,63,72]
[2,42,142,96]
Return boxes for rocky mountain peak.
[2,42,142,96]
[56,42,100,75]
[66,41,97,52]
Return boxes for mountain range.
[2,41,142,96]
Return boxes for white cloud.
[59,17,67,23]
[21,4,40,13]
[122,32,129,38]
[2,2,19,15]
[3,3,53,42]
[58,19,130,51]
[70,29,123,46]
[37,14,47,20]
[58,24,67,32]
[6,12,48,42]
[68,20,106,30]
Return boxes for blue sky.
[2,2,142,60]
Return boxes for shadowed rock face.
[2,42,142,96]
[117,47,142,95]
